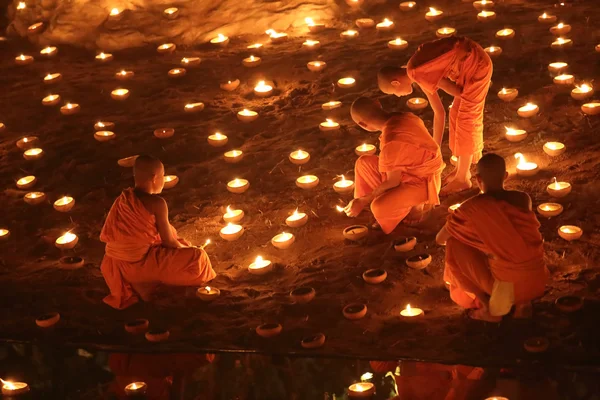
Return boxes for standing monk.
[378,36,493,193]
[100,155,216,309]
[344,97,444,233]
[436,154,548,321]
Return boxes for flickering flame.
[265,29,286,39]
[498,29,513,36]
[0,229,8,237]
[514,153,538,171]
[336,205,344,212]
[274,232,293,242]
[335,175,353,188]
[521,103,537,111]
[379,18,393,27]
[305,17,315,26]
[41,46,56,55]
[110,8,120,16]
[211,33,228,43]
[205,286,211,292]
[57,231,77,244]
[291,150,308,159]
[342,30,358,36]
[304,40,319,46]
[541,12,548,18]
[428,7,442,15]
[576,83,592,93]
[361,372,374,381]
[391,38,406,45]
[557,22,564,28]
[479,10,495,17]
[17,2,26,10]
[254,81,272,92]
[213,132,225,140]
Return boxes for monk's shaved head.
[351,97,389,132]
[134,155,164,184]
[476,153,506,189]
[378,66,413,97]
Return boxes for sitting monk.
[100,155,216,309]
[436,154,548,321]
[378,36,493,193]
[344,97,444,233]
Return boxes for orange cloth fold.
[443,195,548,308]
[100,188,216,309]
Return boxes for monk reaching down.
[100,155,216,309]
[436,154,548,322]
[378,36,493,193]
[344,97,445,234]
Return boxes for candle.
[272,232,295,249]
[219,223,244,241]
[425,7,443,22]
[355,18,375,29]
[473,0,494,10]
[1,380,30,396]
[180,57,201,67]
[154,128,174,139]
[496,28,515,39]
[581,101,600,115]
[0,229,9,240]
[571,83,594,100]
[208,132,228,147]
[305,17,325,33]
[124,382,147,396]
[399,1,417,11]
[484,46,503,57]
[286,208,308,227]
[265,29,288,43]
[553,74,574,85]
[550,22,571,36]
[301,40,320,51]
[40,46,58,57]
[210,33,229,47]
[17,176,37,190]
[115,70,134,80]
[111,88,130,100]
[15,54,34,65]
[319,119,340,131]
[538,13,557,23]
[400,304,424,317]
[504,126,527,142]
[60,102,81,115]
[477,10,496,21]
[108,7,122,21]
[343,303,368,320]
[242,55,261,67]
[16,137,39,150]
[95,121,114,131]
[163,7,179,19]
[17,1,26,9]
[23,148,44,160]
[184,102,204,113]
[340,30,359,39]
[247,43,263,51]
[196,286,220,301]
[348,382,375,397]
[406,97,428,111]
[355,143,376,156]
[436,27,456,38]
[322,100,341,110]
[517,103,539,118]
[406,253,432,269]
[56,231,78,249]
[237,109,259,122]
[551,37,572,49]
[514,153,538,176]
[224,150,243,163]
[301,332,326,349]
[248,256,273,275]
[254,81,273,97]
[337,77,356,88]
[547,177,571,197]
[27,22,44,34]
[450,155,458,166]
[342,224,369,241]
[363,268,387,284]
[223,205,244,223]
[558,225,582,241]
[24,191,46,205]
[42,94,61,106]
[163,175,179,189]
[54,196,75,212]
[537,203,563,218]
[168,68,186,78]
[296,175,319,189]
[118,155,139,167]
[376,18,394,32]
[498,87,518,102]
[43,73,62,85]
[220,79,240,91]
[94,131,116,142]
[307,61,327,72]
[227,178,250,194]
[95,52,113,62]
[448,203,462,212]
[543,142,566,157]
[333,175,355,194]
[388,38,408,50]
[289,149,310,165]
[548,61,568,73]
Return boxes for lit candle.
[43,73,62,85]
[286,208,308,227]
[399,1,417,11]
[271,232,295,249]
[400,304,424,317]
[337,77,356,88]
[248,256,272,275]
[484,46,503,57]
[16,176,37,190]
[307,61,327,72]
[210,33,229,47]
[184,102,204,113]
[15,54,34,65]
[16,137,38,150]
[168,68,186,78]
[220,79,240,91]
[355,18,375,29]
[547,177,571,197]
[296,175,319,189]
[24,191,46,205]
[95,52,113,62]
[94,121,114,131]
[319,118,340,131]
[538,12,557,23]
[425,7,443,22]
[376,18,394,31]
[1,380,30,396]
[571,83,594,101]
[242,55,262,67]
[333,175,355,194]
[115,69,134,80]
[111,88,130,100]
[473,0,494,10]
[289,149,310,165]
[180,57,201,67]
[348,382,375,397]
[223,205,244,223]
[553,74,574,85]
[224,150,243,163]
[514,153,538,176]
[219,223,244,241]
[0,229,9,240]
[94,130,116,142]
[124,382,147,396]
[504,126,527,142]
[517,103,539,118]
[154,128,174,139]
[254,80,273,97]
[55,231,78,249]
[265,29,288,43]
[163,175,179,189]
[322,100,341,110]
[54,196,75,212]
[40,46,58,57]
[208,132,228,147]
[551,37,572,49]
[450,155,458,166]
[27,22,44,34]
[550,22,571,36]
[227,178,250,194]
[42,94,61,106]
[196,286,220,301]
[163,7,179,19]
[581,101,600,115]
[302,39,320,50]
[436,27,456,38]
[496,28,515,39]
[388,38,408,50]
[498,87,518,102]
[477,10,496,21]
[237,109,258,123]
[305,17,325,33]
[558,225,582,241]
[448,203,461,212]
[340,30,359,39]
[355,143,376,156]
[543,142,566,157]
[23,148,44,160]
[247,43,263,51]
[537,202,563,218]
[548,61,568,74]
[17,1,26,9]
[108,7,122,21]
[406,97,428,111]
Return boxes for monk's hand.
[344,198,366,217]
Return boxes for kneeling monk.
[100,155,216,309]
[436,154,548,321]
[344,97,444,233]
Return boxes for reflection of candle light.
[24,148,44,160]
[42,94,61,106]
[296,175,319,189]
[163,7,179,19]
[247,43,263,50]
[0,229,9,239]
[111,88,129,100]
[400,304,424,317]
[224,150,243,163]
[448,203,461,212]
[17,176,36,189]
[552,37,572,49]
[322,100,341,110]
[54,196,75,212]
[558,225,582,241]
[581,101,600,115]
[242,55,262,67]
[220,223,243,241]
[227,178,250,193]
[543,142,565,157]
[272,232,295,249]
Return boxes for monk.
[378,36,493,193]
[344,97,445,233]
[436,154,548,321]
[100,155,216,309]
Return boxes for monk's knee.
[355,155,377,171]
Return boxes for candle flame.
[557,22,564,28]
[256,255,263,263]
[305,17,314,26]
[110,8,120,15]
[576,83,591,92]
[205,286,211,292]
[514,153,525,165]
[429,7,437,13]
[218,33,225,40]
[406,304,411,311]
[1,379,17,390]
[214,132,224,139]
[17,2,26,9]
[542,12,547,17]
[292,208,299,216]
[336,205,344,212]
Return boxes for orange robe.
[443,195,548,310]
[354,113,444,234]
[407,37,492,162]
[100,188,216,309]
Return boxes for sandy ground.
[0,0,599,367]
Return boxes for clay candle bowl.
[16,176,37,190]
[95,52,113,62]
[248,256,273,275]
[265,29,288,43]
[220,79,240,91]
[54,196,75,212]
[168,68,186,78]
[348,382,375,398]
[180,57,201,67]
[184,102,204,113]
[1,380,30,396]
[0,229,10,240]
[163,175,179,189]
[407,97,428,111]
[448,203,462,212]
[518,103,539,118]
[538,13,557,23]
[343,303,367,320]
[320,119,340,131]
[163,7,179,19]
[548,62,568,74]
[555,295,584,313]
[513,153,538,177]
[223,206,244,223]
[551,38,572,50]
[333,175,355,194]
[42,94,61,106]
[550,22,571,36]
[355,143,376,156]
[343,225,368,241]
[543,142,566,157]
[196,286,220,301]
[95,121,114,131]
[154,128,174,139]
[242,55,261,67]
[145,329,170,342]
[498,88,518,102]
[296,175,319,189]
[337,77,356,89]
[227,178,249,194]
[504,126,527,142]
[16,137,38,150]
[376,18,394,32]
[400,304,424,318]
[157,43,176,54]
[40,46,57,58]
[286,209,308,227]
[558,225,582,241]
[60,103,80,115]
[15,54,34,65]
[477,11,496,21]
[301,333,326,349]
[113,70,134,81]
[237,109,258,123]
[118,155,139,167]
[496,28,515,39]
[305,17,325,33]
[400,1,417,11]
[58,255,85,269]
[210,33,229,47]
[363,268,387,284]
[208,132,228,147]
[27,22,44,34]
[254,81,273,97]
[111,88,129,100]
[322,101,341,111]
[355,18,375,29]
[94,131,115,142]
[108,7,122,21]
[571,84,594,101]
[256,323,282,338]
[23,148,43,160]
[484,46,502,57]
[219,223,244,241]
[394,236,417,252]
[307,61,327,72]
[537,203,563,218]
[44,73,62,85]
[302,40,320,50]
[581,102,600,115]
[289,149,310,165]
[224,150,243,164]
[436,27,456,38]
[56,232,78,249]
[547,177,571,197]
[124,382,147,396]
[553,74,574,85]
[272,232,295,249]
[425,7,443,22]
[340,30,359,40]
[388,38,408,50]
[36,312,60,328]
[473,0,494,10]
[406,254,432,269]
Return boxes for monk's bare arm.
[436,225,451,245]
[438,78,462,98]
[153,197,185,248]
[424,89,446,146]
[344,170,403,217]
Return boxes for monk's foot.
[513,302,533,319]
[403,204,426,226]
[468,308,502,322]
[132,283,157,302]
[441,179,473,195]
[442,171,457,186]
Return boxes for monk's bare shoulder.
[504,190,532,211]
[135,190,167,216]
[408,37,459,69]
